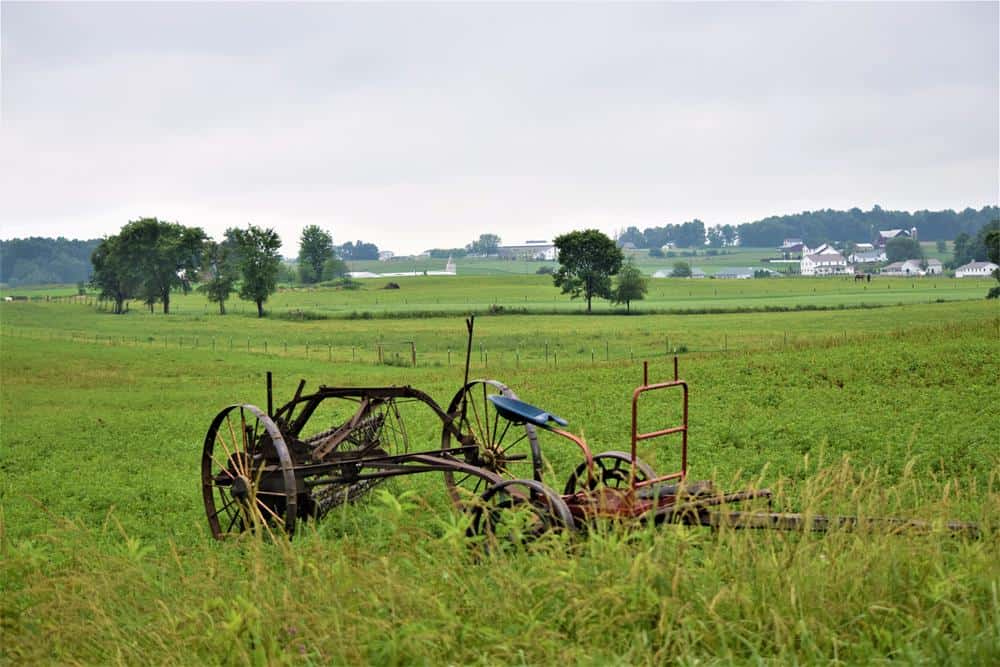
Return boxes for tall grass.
[3,459,997,664]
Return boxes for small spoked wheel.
[441,380,543,506]
[563,451,657,495]
[201,404,297,539]
[466,479,575,548]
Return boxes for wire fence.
[3,318,996,371]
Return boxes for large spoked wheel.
[466,479,576,548]
[441,380,543,506]
[563,451,657,495]
[202,404,297,539]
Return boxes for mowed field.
[2,277,998,664]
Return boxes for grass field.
[1,280,998,663]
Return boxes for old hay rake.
[201,317,981,542]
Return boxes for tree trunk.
[115,297,124,314]
[162,290,170,315]
[219,300,226,315]
[256,300,264,317]
[626,300,630,313]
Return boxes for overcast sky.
[2,2,998,256]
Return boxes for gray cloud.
[2,2,997,254]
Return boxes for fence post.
[265,341,268,355]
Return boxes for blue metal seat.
[487,395,569,429]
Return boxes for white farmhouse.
[955,261,999,278]
[801,251,849,276]
[924,259,943,275]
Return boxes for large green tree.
[116,218,206,314]
[885,237,923,263]
[611,258,647,313]
[552,229,623,313]
[198,239,239,314]
[952,220,1000,268]
[90,234,140,314]
[229,225,282,317]
[985,225,1000,299]
[670,261,693,278]
[298,225,334,284]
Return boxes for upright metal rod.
[461,316,475,422]
[266,371,273,417]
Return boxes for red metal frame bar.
[631,359,687,488]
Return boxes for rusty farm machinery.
[201,318,980,542]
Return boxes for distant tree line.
[88,220,387,315]
[736,205,998,247]
[616,220,714,250]
[0,237,100,286]
[91,218,282,317]
[424,234,503,260]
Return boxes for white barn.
[955,261,999,278]
[498,241,557,261]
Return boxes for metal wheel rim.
[201,404,297,539]
[440,380,542,506]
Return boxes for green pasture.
[2,292,998,371]
[3,272,994,323]
[2,294,999,663]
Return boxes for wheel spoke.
[225,414,240,460]
[467,388,486,444]
[499,431,528,456]
[210,452,236,480]
[208,497,237,521]
[214,428,239,473]
[226,507,241,532]
[481,383,490,444]
[255,497,285,524]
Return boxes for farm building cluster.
[777,228,993,277]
